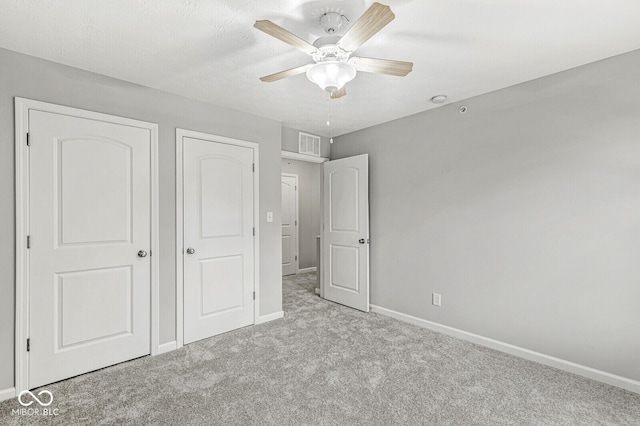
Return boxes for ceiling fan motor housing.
[319,12,345,34]
[311,42,350,63]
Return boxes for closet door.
[182,136,255,344]
[29,109,152,388]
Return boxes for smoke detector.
[430,95,448,104]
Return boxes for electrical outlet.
[432,293,442,307]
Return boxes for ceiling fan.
[254,2,413,99]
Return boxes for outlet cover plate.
[432,293,442,307]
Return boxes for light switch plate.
[267,212,273,222]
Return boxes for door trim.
[14,97,160,394]
[281,150,328,163]
[281,173,299,275]
[175,128,260,349]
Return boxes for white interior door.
[29,110,151,389]
[281,173,298,276]
[322,154,370,312]
[182,136,255,344]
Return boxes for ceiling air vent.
[299,132,321,157]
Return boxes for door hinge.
[253,227,255,236]
[252,163,255,172]
[27,338,30,352]
[26,133,30,146]
[253,291,255,300]
[295,255,297,261]
[295,220,297,226]
[295,185,297,191]
[27,235,30,249]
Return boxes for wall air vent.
[298,132,321,157]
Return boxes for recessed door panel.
[200,255,244,316]
[330,168,359,233]
[57,137,132,246]
[330,245,359,292]
[282,181,293,226]
[183,136,255,344]
[29,109,152,389]
[57,266,132,348]
[200,156,243,238]
[282,236,292,266]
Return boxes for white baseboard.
[156,341,177,355]
[0,387,15,402]
[255,311,284,325]
[297,267,317,273]
[370,304,640,395]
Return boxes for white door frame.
[281,152,326,289]
[281,150,328,164]
[14,97,160,394]
[175,128,260,349]
[281,173,299,274]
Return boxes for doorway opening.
[281,156,323,278]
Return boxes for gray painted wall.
[282,125,330,158]
[331,49,640,381]
[281,159,322,269]
[0,47,283,390]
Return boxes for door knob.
[137,250,148,258]
[186,247,196,255]
[358,239,366,244]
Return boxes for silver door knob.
[137,250,148,258]
[358,239,366,244]
[186,247,196,255]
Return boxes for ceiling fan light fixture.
[306,61,356,93]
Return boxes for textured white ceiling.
[2,0,640,136]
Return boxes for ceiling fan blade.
[330,86,347,99]
[351,57,413,76]
[259,64,312,82]
[254,20,318,55]
[337,2,395,52]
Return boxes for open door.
[322,154,369,312]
